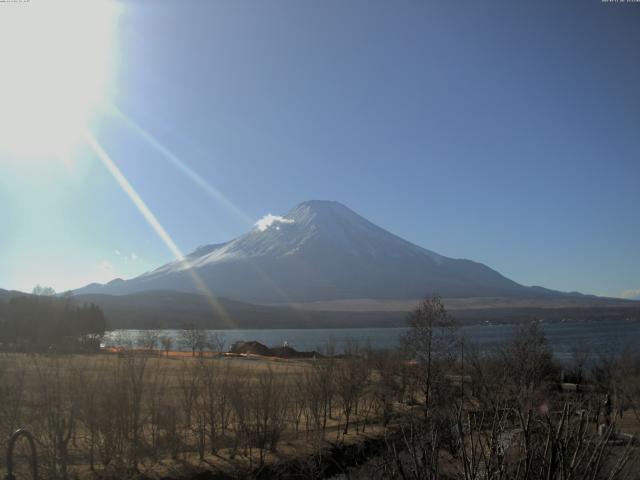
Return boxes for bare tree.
[208,332,227,355]
[76,360,103,471]
[180,324,207,357]
[335,346,369,435]
[401,295,459,416]
[178,360,201,432]
[303,366,324,441]
[94,359,127,468]
[503,321,556,410]
[33,357,78,479]
[122,351,149,470]
[569,341,592,385]
[250,368,289,465]
[371,349,401,426]
[228,374,250,460]
[309,356,336,435]
[196,357,221,454]
[160,335,173,357]
[140,329,161,353]
[592,345,639,423]
[146,358,167,462]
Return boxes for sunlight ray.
[83,129,235,327]
[102,106,305,309]
[94,106,304,316]
[106,105,254,227]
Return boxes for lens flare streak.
[108,105,254,227]
[104,107,303,309]
[83,129,234,326]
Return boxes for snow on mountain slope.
[156,200,443,273]
[74,200,564,303]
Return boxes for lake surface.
[104,319,640,362]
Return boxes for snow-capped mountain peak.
[74,200,552,303]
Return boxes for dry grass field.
[1,314,639,479]
[0,350,391,479]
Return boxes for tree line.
[0,289,106,351]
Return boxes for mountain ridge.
[2,287,638,330]
[73,200,593,303]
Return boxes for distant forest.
[0,293,106,351]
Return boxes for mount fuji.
[74,200,575,304]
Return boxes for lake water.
[104,319,640,362]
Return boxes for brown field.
[0,351,389,479]
[0,343,638,479]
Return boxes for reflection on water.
[103,319,640,362]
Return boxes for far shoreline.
[104,315,640,331]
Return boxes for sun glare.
[0,0,120,160]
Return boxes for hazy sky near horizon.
[0,0,639,298]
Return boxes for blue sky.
[0,0,638,298]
